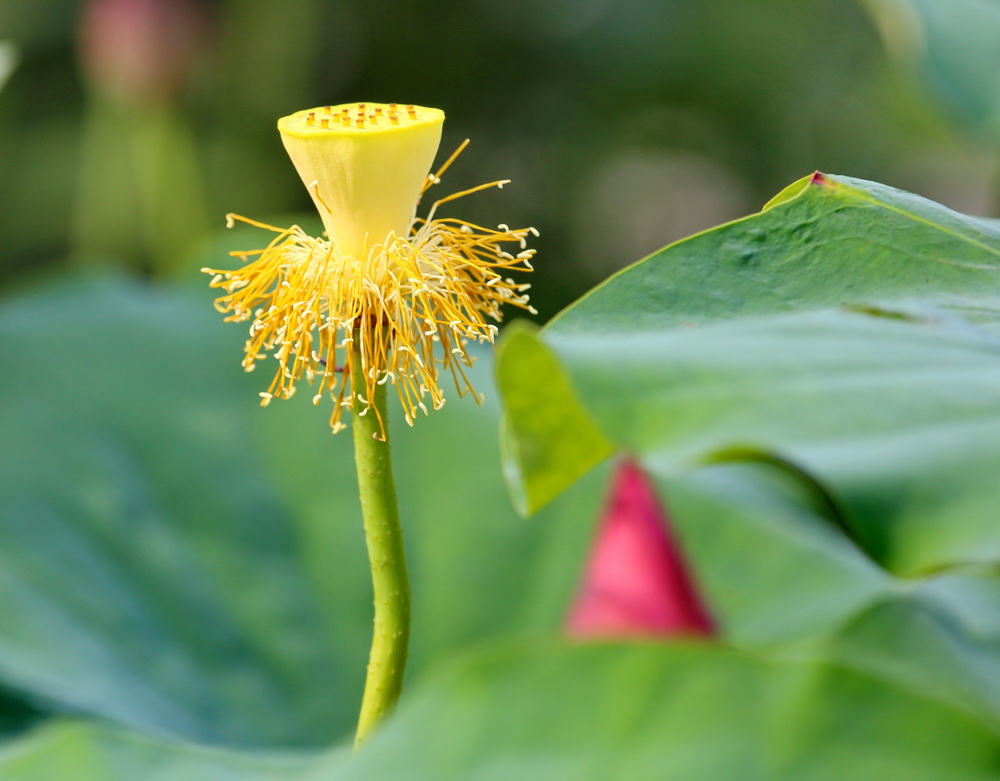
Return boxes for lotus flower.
[567,460,715,639]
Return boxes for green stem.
[351,334,411,750]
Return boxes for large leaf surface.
[1,279,349,746]
[551,173,1000,333]
[6,641,999,781]
[328,643,1000,781]
[0,275,605,747]
[499,173,1000,575]
[659,462,1000,730]
[2,466,1000,780]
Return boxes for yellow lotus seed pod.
[278,102,444,261]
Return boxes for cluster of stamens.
[203,141,537,435]
[302,102,421,131]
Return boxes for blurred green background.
[2,0,998,315]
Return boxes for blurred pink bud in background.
[79,0,206,102]
[566,460,715,639]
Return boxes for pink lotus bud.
[566,460,715,639]
[79,0,206,102]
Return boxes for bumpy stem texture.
[352,334,411,749]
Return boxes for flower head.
[203,102,536,434]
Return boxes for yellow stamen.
[204,102,537,435]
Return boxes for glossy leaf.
[499,173,1000,575]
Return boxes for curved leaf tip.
[760,172,817,211]
[496,321,614,516]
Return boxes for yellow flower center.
[277,102,444,262]
[205,102,537,436]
